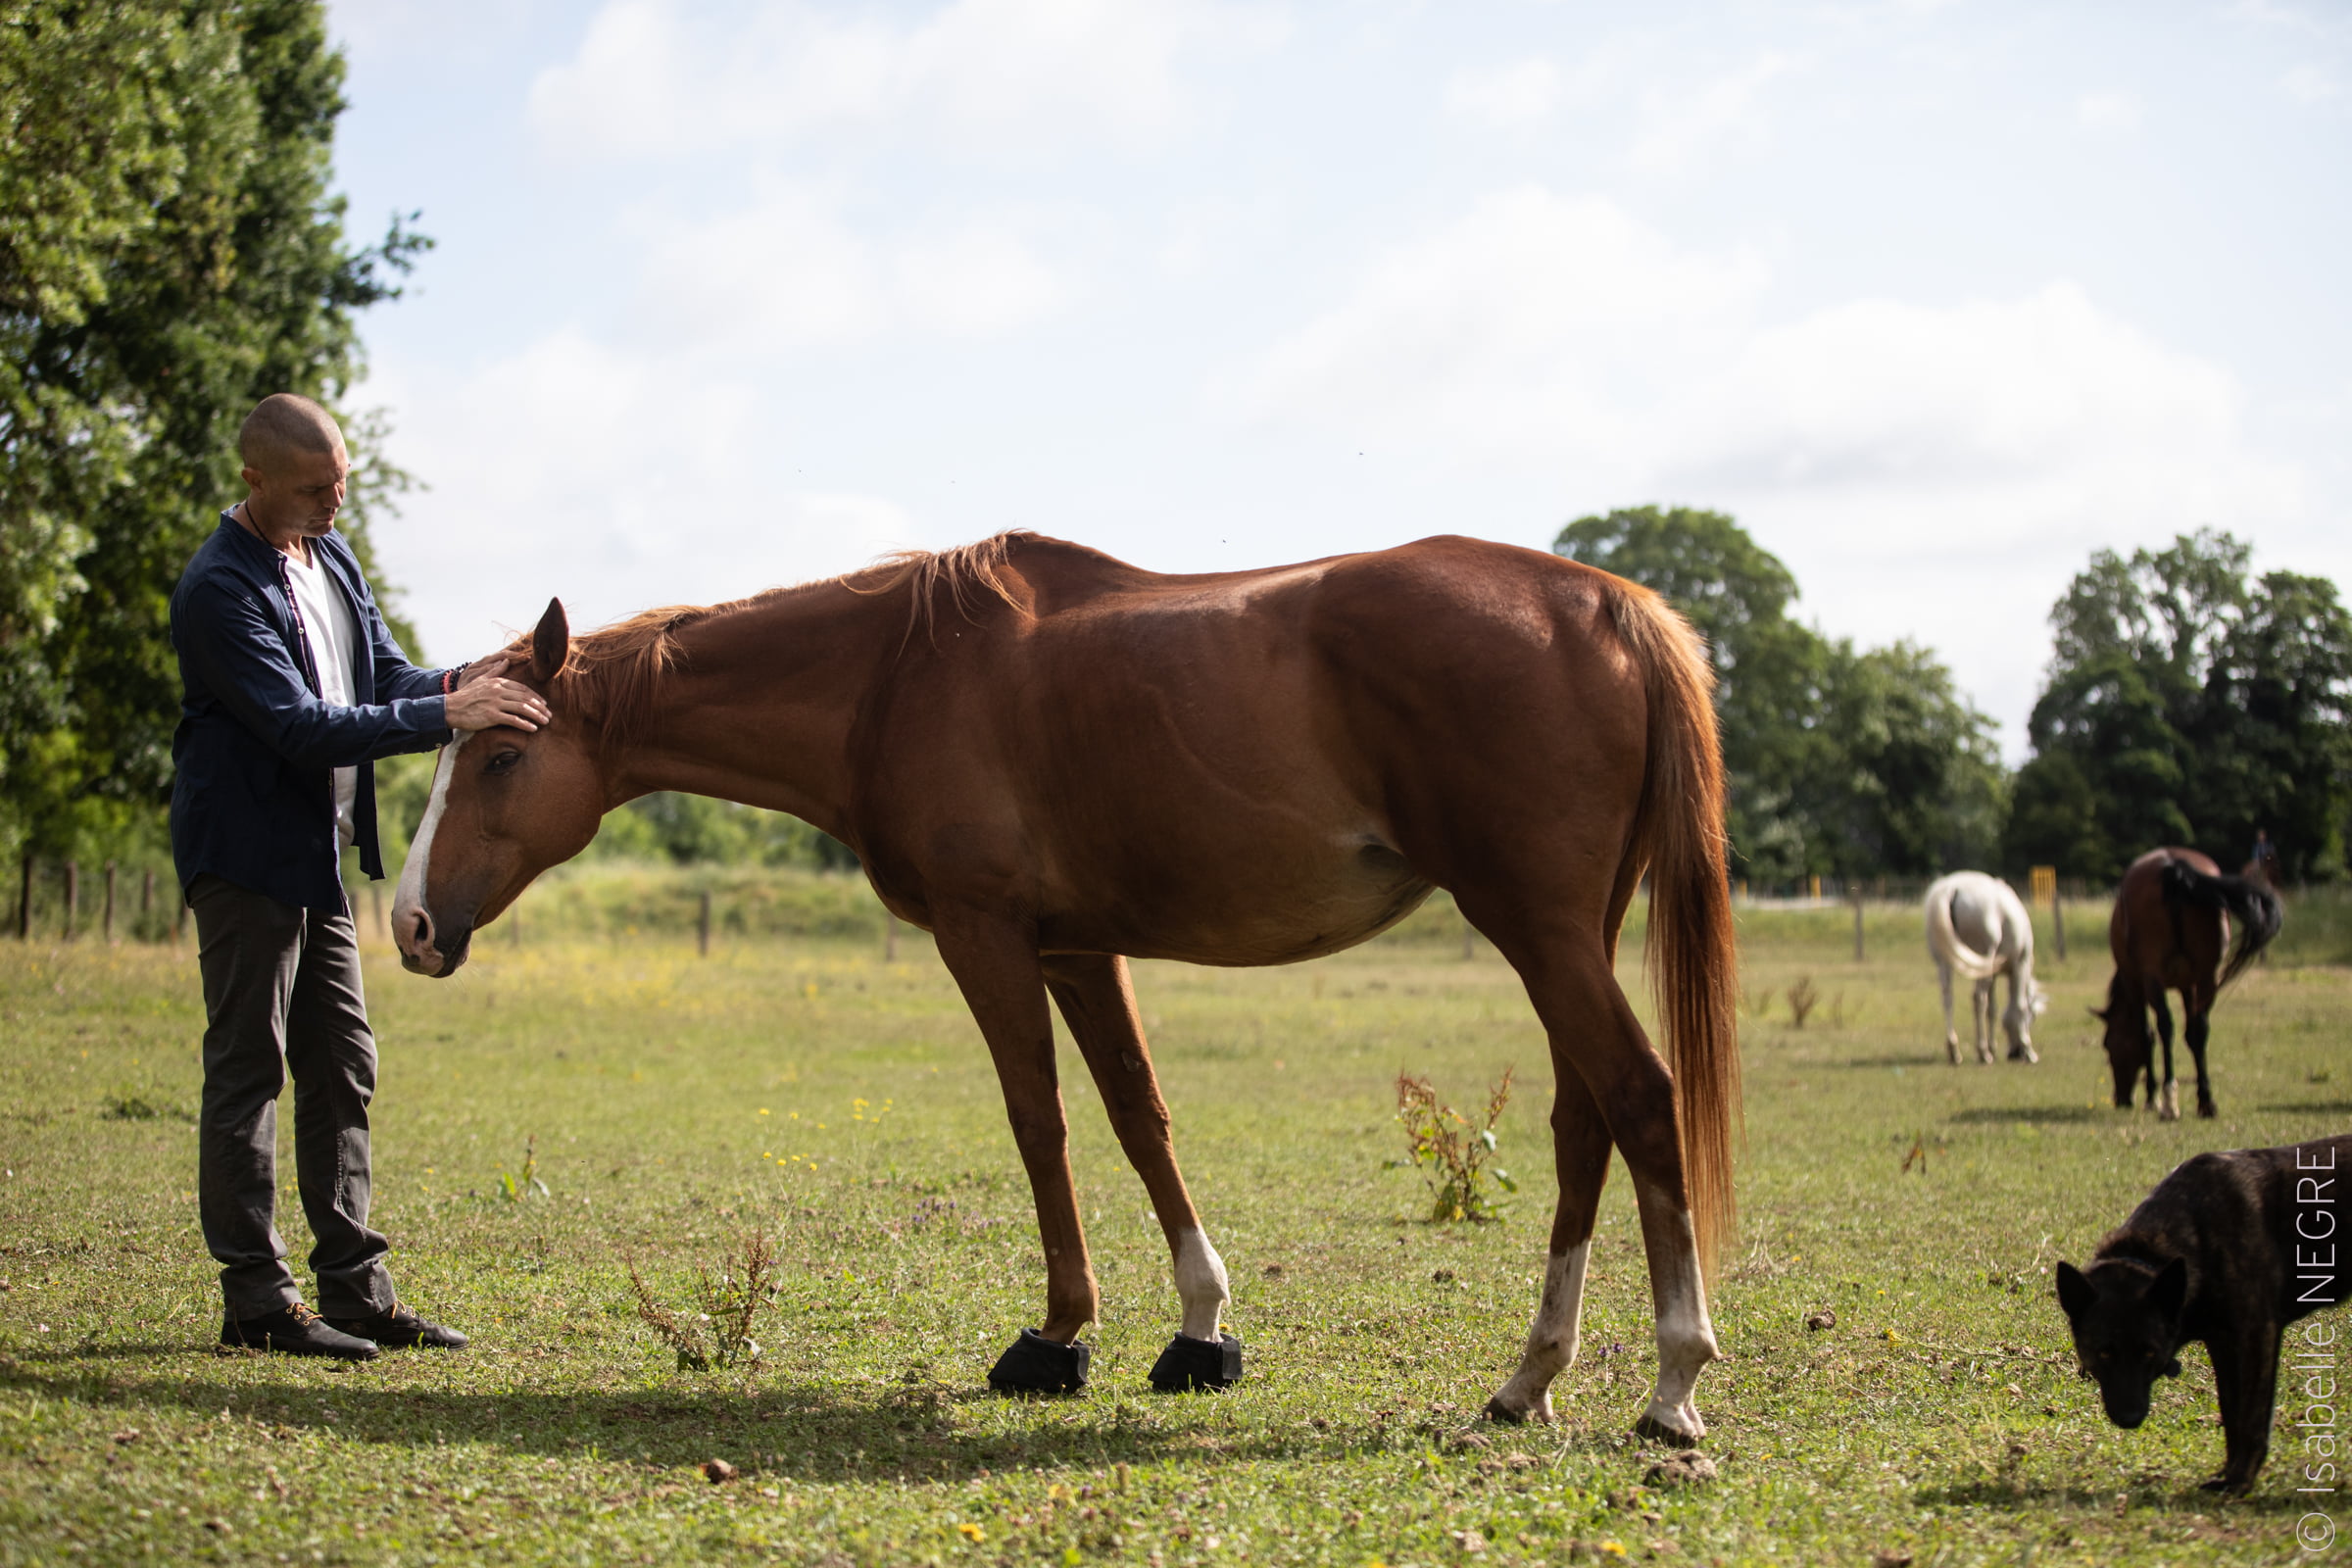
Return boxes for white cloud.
[2282,63,2340,103]
[2075,89,2142,131]
[368,330,923,662]
[1444,58,1562,129]
[1239,191,2301,748]
[1243,188,1766,469]
[528,0,1285,160]
[1628,51,1798,174]
[635,189,1063,351]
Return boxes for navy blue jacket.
[170,513,452,912]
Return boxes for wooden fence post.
[62,860,77,940]
[697,889,712,956]
[140,866,154,923]
[2053,894,2067,960]
[1852,885,1866,962]
[16,855,29,941]
[103,861,117,944]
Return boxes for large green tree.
[1555,506,2004,882]
[2006,530,2352,881]
[1,0,424,863]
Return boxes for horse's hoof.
[1148,1332,1242,1392]
[1632,1410,1703,1448]
[2198,1102,2218,1120]
[987,1328,1091,1395]
[1483,1395,1533,1425]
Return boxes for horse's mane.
[846,530,1030,648]
[519,532,1034,752]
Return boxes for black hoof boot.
[988,1328,1091,1395]
[1148,1332,1243,1392]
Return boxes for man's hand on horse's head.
[445,670,550,733]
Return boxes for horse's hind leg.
[1476,918,1717,1445]
[1973,979,1997,1064]
[1938,963,1960,1064]
[1042,954,1237,1383]
[1486,1066,1612,1424]
[2183,984,2218,1119]
[2151,993,2180,1122]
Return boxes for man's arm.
[178,579,452,768]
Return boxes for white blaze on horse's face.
[390,712,607,979]
[391,734,468,976]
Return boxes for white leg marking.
[1173,1227,1229,1341]
[1490,1243,1591,1422]
[1634,1180,1718,1443]
[2158,1080,2180,1121]
[390,735,467,965]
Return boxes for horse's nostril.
[410,910,433,951]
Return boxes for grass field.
[3,876,2349,1567]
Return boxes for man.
[170,393,551,1360]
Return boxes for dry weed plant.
[624,1229,781,1372]
[1389,1067,1517,1222]
[1786,976,1820,1028]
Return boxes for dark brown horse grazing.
[2098,848,2283,1120]
[391,531,1740,1441]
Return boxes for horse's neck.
[606,581,898,839]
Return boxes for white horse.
[1924,871,2047,1064]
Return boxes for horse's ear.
[2055,1261,2094,1323]
[530,598,569,685]
[2088,1005,2108,1022]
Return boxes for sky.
[323,0,2352,757]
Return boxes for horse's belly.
[1037,840,1436,966]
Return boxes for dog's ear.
[2149,1256,2189,1321]
[2056,1261,2095,1323]
[530,597,569,686]
[2161,1355,2183,1379]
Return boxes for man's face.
[244,444,349,539]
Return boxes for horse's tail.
[1925,881,2007,982]
[2160,858,2284,990]
[1608,582,1740,1279]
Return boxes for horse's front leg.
[932,906,1099,1390]
[1042,953,1241,1392]
[2151,992,2180,1121]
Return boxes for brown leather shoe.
[323,1301,467,1349]
[220,1302,379,1360]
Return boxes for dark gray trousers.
[191,873,395,1319]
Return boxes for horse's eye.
[484,749,522,776]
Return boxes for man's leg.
[192,875,304,1318]
[285,901,394,1318]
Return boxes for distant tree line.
[1558,509,2352,886]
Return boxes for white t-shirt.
[283,542,362,852]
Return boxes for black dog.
[2058,1135,2352,1493]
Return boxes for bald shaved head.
[239,394,345,475]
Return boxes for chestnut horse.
[2098,848,2282,1120]
[391,531,1740,1441]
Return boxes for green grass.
[3,878,2348,1566]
